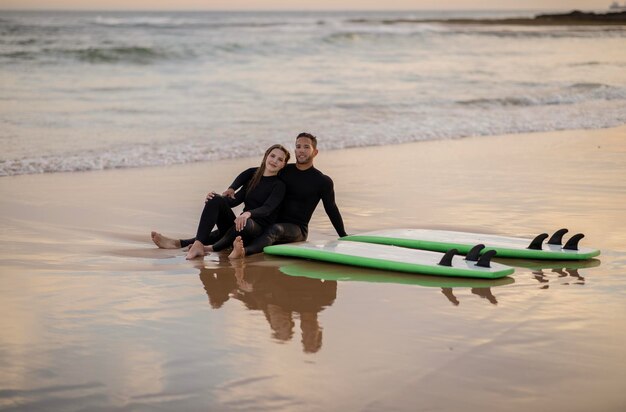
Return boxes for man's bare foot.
[151,231,181,249]
[186,240,206,260]
[203,245,214,253]
[228,236,246,259]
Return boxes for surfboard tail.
[563,233,585,251]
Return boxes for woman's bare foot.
[186,240,206,260]
[151,231,181,249]
[228,236,246,259]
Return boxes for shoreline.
[1,124,625,411]
[2,123,626,178]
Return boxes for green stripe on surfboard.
[343,229,600,261]
[264,241,514,279]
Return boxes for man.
[229,132,347,258]
[151,132,347,257]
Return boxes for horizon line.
[0,7,594,13]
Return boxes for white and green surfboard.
[264,240,515,279]
[343,228,600,261]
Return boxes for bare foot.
[228,236,246,259]
[186,240,206,260]
[151,231,181,249]
[203,245,214,253]
[233,263,252,292]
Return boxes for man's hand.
[205,191,218,202]
[222,188,236,199]
[206,188,236,202]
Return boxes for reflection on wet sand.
[533,268,586,288]
[441,287,498,305]
[195,254,603,356]
[498,258,600,289]
[198,258,336,353]
[279,260,514,307]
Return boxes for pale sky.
[0,0,614,11]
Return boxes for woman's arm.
[206,167,257,202]
[234,181,285,231]
[229,167,256,192]
[245,181,286,219]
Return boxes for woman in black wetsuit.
[179,144,290,260]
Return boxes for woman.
[153,144,290,259]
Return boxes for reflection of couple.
[198,260,337,353]
[152,132,347,259]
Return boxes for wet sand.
[1,126,625,411]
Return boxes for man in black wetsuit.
[228,132,347,258]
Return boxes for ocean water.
[1,10,625,176]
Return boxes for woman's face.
[264,148,287,175]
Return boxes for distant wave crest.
[0,45,189,64]
[320,26,625,45]
[66,46,168,64]
[458,83,626,108]
[446,28,626,39]
[90,16,288,30]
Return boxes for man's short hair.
[296,132,317,149]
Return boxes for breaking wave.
[457,84,626,107]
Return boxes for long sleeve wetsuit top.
[228,175,285,228]
[230,164,347,237]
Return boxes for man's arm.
[321,176,348,237]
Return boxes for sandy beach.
[1,126,625,411]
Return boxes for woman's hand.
[222,188,236,199]
[234,212,251,232]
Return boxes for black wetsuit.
[184,175,285,251]
[230,164,347,255]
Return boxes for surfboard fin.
[438,249,458,267]
[563,233,584,251]
[527,233,549,250]
[465,244,485,262]
[476,250,497,268]
[547,228,569,245]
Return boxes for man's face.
[294,137,318,165]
